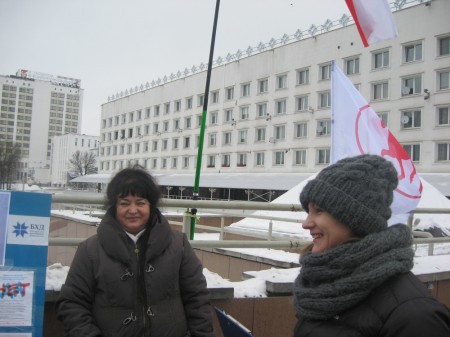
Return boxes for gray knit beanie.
[300,154,398,238]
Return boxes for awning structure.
[70,172,313,191]
[70,172,450,196]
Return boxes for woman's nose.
[302,215,313,229]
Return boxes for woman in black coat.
[293,154,450,337]
[57,166,214,337]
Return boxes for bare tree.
[68,150,98,178]
[0,141,22,190]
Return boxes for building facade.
[99,2,450,182]
[0,70,84,184]
[50,134,100,187]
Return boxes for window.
[184,117,192,129]
[221,154,230,167]
[154,105,160,117]
[294,149,306,165]
[274,125,286,140]
[372,49,389,69]
[209,133,217,146]
[438,69,450,90]
[256,102,267,118]
[224,109,233,122]
[152,140,158,151]
[185,97,193,109]
[129,112,134,122]
[238,130,248,144]
[153,123,159,134]
[163,120,169,132]
[401,109,421,129]
[240,106,249,120]
[403,42,422,63]
[438,36,450,56]
[378,111,389,127]
[437,143,450,161]
[401,75,422,96]
[211,90,219,103]
[403,144,420,162]
[197,94,204,107]
[121,113,127,123]
[275,99,287,115]
[317,120,331,136]
[296,68,309,85]
[145,108,150,119]
[171,157,177,168]
[438,106,450,126]
[316,148,330,164]
[318,91,331,108]
[164,103,170,114]
[241,83,250,97]
[175,100,181,112]
[371,81,389,100]
[258,78,268,93]
[255,152,265,166]
[207,155,215,167]
[274,151,285,165]
[210,111,218,125]
[296,95,309,111]
[276,74,287,89]
[173,138,179,150]
[237,153,247,167]
[345,57,360,75]
[223,132,232,145]
[225,86,234,100]
[152,158,157,169]
[183,157,190,168]
[162,139,168,150]
[174,119,180,131]
[319,63,331,80]
[294,122,307,138]
[183,136,190,149]
[161,158,167,169]
[256,127,266,142]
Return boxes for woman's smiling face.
[115,195,150,235]
[302,203,354,253]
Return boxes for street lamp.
[179,187,186,199]
[209,188,216,200]
[166,186,173,199]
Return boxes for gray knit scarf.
[293,224,414,321]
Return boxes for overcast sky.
[0,0,349,136]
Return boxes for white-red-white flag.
[345,0,398,47]
[331,61,422,219]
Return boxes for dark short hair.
[106,165,161,208]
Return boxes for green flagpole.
[190,0,221,239]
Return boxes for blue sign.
[0,191,51,337]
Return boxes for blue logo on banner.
[12,223,29,237]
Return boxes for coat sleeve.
[56,239,103,337]
[379,297,450,337]
[178,233,215,337]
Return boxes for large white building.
[99,1,450,197]
[50,134,100,187]
[0,70,84,184]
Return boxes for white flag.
[331,61,422,218]
[345,0,398,47]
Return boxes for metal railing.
[50,193,450,255]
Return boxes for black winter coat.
[293,272,450,337]
[57,208,214,337]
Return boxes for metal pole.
[190,0,221,239]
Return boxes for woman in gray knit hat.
[293,154,450,337]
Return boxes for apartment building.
[50,133,100,187]
[99,1,450,195]
[0,70,84,184]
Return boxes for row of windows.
[100,140,450,172]
[101,106,450,144]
